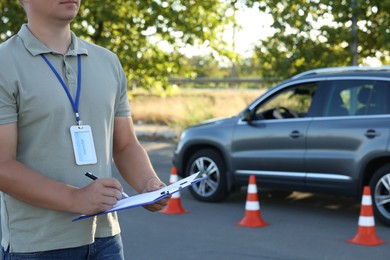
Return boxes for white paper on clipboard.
[73,172,204,221]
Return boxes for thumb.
[143,178,165,193]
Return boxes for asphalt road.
[116,140,390,260]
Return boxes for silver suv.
[172,66,390,226]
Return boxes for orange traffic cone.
[347,186,385,246]
[160,167,188,214]
[236,175,268,228]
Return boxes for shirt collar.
[18,24,88,57]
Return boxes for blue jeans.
[1,234,124,260]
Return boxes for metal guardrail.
[169,67,390,86]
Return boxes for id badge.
[70,125,97,165]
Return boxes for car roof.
[292,66,390,80]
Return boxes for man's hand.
[142,178,170,212]
[73,178,124,215]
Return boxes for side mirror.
[242,108,263,126]
[243,108,252,122]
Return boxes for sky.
[180,6,275,59]
[225,6,275,57]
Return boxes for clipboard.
[73,172,204,221]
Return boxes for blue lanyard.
[40,54,82,125]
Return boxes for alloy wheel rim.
[374,172,390,219]
[190,156,220,197]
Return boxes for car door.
[231,82,318,190]
[305,79,390,195]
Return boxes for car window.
[322,80,390,117]
[254,83,318,120]
[355,81,389,115]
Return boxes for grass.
[129,88,265,134]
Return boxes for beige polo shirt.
[0,24,131,253]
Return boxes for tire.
[369,164,390,227]
[185,149,229,202]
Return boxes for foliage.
[178,55,230,79]
[246,0,390,79]
[0,0,233,91]
[3,1,390,89]
[0,1,26,40]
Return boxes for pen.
[85,172,129,198]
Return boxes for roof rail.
[292,66,390,79]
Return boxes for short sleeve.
[114,58,131,118]
[0,71,18,125]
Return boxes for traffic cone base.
[347,186,385,246]
[160,197,188,214]
[236,210,269,228]
[236,175,268,228]
[348,226,385,246]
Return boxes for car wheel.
[369,164,390,226]
[186,149,228,202]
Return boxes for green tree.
[1,0,232,91]
[0,1,26,40]
[183,55,229,78]
[245,0,390,80]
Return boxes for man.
[0,0,169,259]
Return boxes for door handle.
[364,129,380,139]
[290,130,303,139]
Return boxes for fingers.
[143,199,169,212]
[141,178,171,212]
[143,178,165,193]
[100,186,123,201]
[143,194,171,212]
[97,178,124,199]
[99,178,123,193]
[78,178,124,215]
